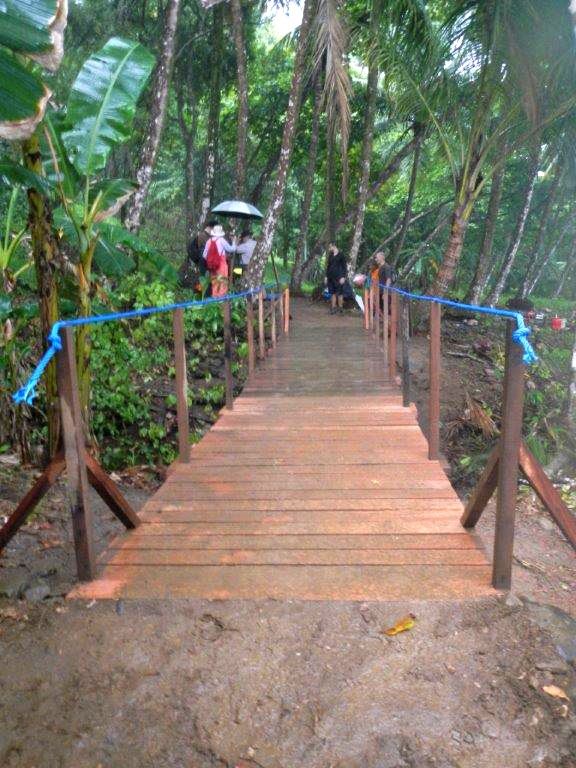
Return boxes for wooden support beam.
[519,442,576,551]
[271,299,277,349]
[246,297,255,375]
[85,453,140,529]
[173,308,190,463]
[283,288,290,334]
[389,292,398,380]
[223,299,233,409]
[382,289,389,364]
[0,453,65,551]
[56,327,96,581]
[374,283,381,344]
[492,321,526,590]
[461,444,500,528]
[401,296,410,406]
[363,288,370,330]
[258,290,265,360]
[428,301,441,460]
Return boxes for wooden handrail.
[173,308,190,462]
[366,288,575,590]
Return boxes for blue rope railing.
[13,284,272,407]
[374,282,537,365]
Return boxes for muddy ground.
[1,307,575,767]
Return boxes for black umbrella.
[211,200,263,220]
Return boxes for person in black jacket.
[326,243,348,314]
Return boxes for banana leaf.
[62,38,155,178]
[89,179,137,222]
[0,159,51,194]
[0,0,67,139]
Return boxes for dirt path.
[1,304,575,767]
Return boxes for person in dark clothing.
[326,243,348,314]
[375,250,396,287]
[178,219,218,290]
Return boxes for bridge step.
[69,299,493,602]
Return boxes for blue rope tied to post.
[13,284,272,406]
[373,282,537,365]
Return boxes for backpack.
[187,235,202,265]
[206,238,222,272]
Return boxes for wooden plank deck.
[70,299,494,601]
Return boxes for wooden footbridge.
[3,287,575,600]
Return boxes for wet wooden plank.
[71,298,493,602]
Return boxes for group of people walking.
[326,244,395,315]
[181,221,257,297]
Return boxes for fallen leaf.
[0,607,29,622]
[543,685,570,701]
[383,613,416,636]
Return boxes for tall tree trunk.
[291,72,323,290]
[390,123,424,265]
[125,0,182,232]
[520,167,563,298]
[230,0,249,198]
[431,198,473,296]
[199,7,224,226]
[246,0,315,287]
[22,133,61,460]
[554,235,576,297]
[486,145,541,305]
[325,125,337,245]
[177,82,198,237]
[528,218,573,295]
[347,39,379,273]
[398,209,451,280]
[303,134,422,278]
[466,145,508,303]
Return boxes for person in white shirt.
[235,229,257,271]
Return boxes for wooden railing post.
[271,297,277,349]
[428,301,441,460]
[401,296,410,406]
[389,291,398,380]
[382,288,389,363]
[173,308,190,463]
[492,321,526,590]
[223,299,233,409]
[374,282,381,344]
[258,289,266,360]
[363,288,370,330]
[283,287,290,334]
[56,327,95,581]
[246,296,255,375]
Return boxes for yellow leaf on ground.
[543,685,570,701]
[383,613,416,636]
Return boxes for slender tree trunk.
[520,167,563,298]
[325,125,337,245]
[22,133,61,459]
[230,0,249,199]
[291,72,323,290]
[125,0,182,232]
[305,134,422,272]
[554,235,576,297]
[246,0,315,287]
[486,145,541,305]
[177,83,198,237]
[199,8,224,226]
[390,123,424,265]
[249,147,282,205]
[347,42,379,273]
[466,146,508,303]
[528,218,573,295]
[398,209,451,280]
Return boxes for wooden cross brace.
[0,327,139,581]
